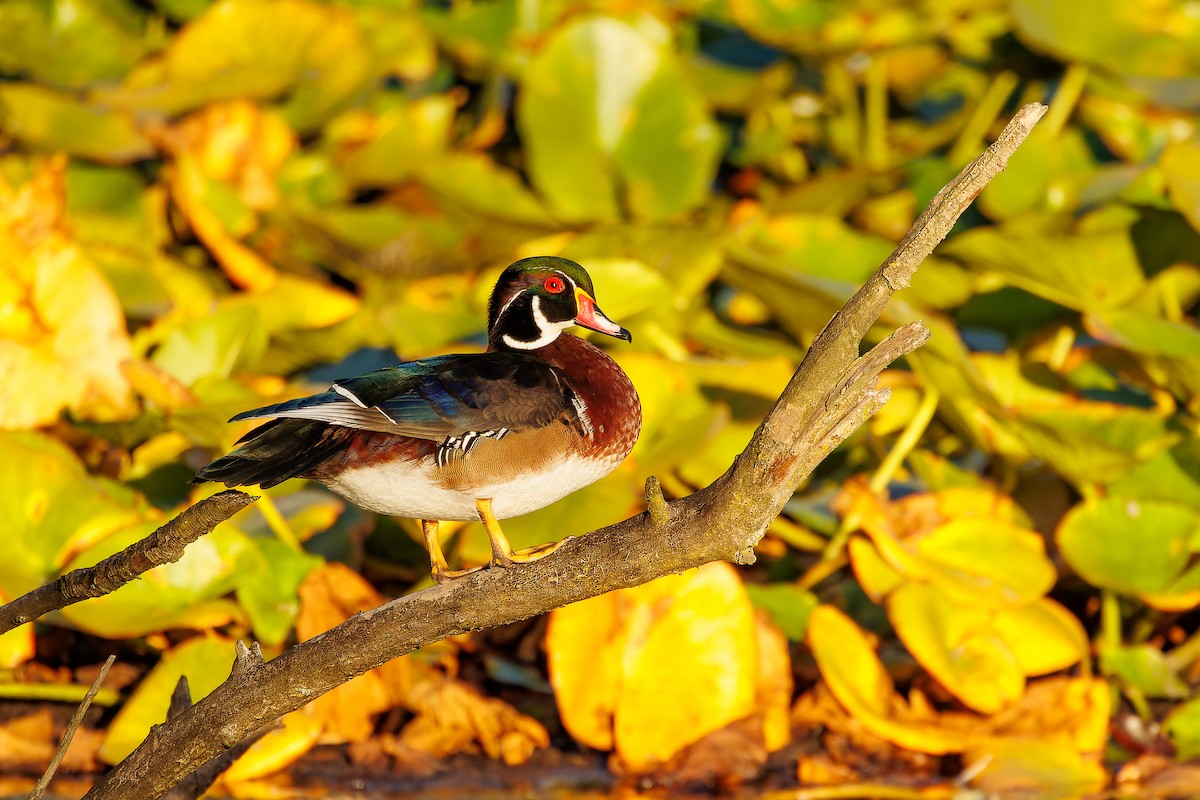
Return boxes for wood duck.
[194,257,642,582]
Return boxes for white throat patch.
[502,295,571,350]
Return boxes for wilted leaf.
[754,613,793,753]
[295,563,401,743]
[400,675,549,765]
[518,15,722,222]
[100,636,237,764]
[964,737,1108,798]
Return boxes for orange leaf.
[295,564,404,743]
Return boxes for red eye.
[544,276,566,294]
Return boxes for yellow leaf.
[0,158,135,428]
[221,710,322,783]
[887,583,1025,714]
[806,605,970,754]
[847,534,903,600]
[993,598,1088,676]
[613,563,759,772]
[546,562,785,774]
[545,593,620,750]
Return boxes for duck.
[194,256,642,582]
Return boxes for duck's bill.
[574,290,632,342]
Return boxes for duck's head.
[487,256,632,351]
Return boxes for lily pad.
[517,15,722,222]
[1057,496,1200,602]
[888,582,1025,714]
[0,432,144,598]
[58,520,255,638]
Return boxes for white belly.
[323,453,621,521]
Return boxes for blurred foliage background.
[2,0,1200,795]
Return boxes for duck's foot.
[431,563,484,584]
[422,518,482,583]
[477,498,570,568]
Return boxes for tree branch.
[83,103,1047,800]
[0,491,256,636]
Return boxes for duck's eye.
[544,276,566,294]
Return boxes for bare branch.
[0,491,256,636]
[84,104,1047,800]
[29,655,115,800]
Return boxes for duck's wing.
[230,353,578,441]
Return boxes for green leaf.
[0,0,149,89]
[0,84,154,163]
[0,432,144,598]
[1108,438,1200,507]
[1165,695,1200,761]
[1085,308,1200,359]
[151,307,268,386]
[58,521,255,638]
[1012,0,1195,78]
[98,636,237,764]
[235,539,323,646]
[732,214,895,284]
[1100,644,1191,700]
[1057,497,1200,599]
[517,15,722,222]
[1005,404,1178,486]
[978,128,1096,220]
[940,224,1145,311]
[744,583,818,641]
[330,96,456,186]
[1163,139,1200,234]
[100,0,375,133]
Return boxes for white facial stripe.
[502,295,570,350]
